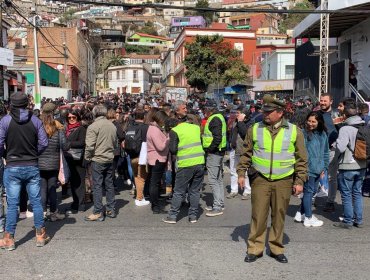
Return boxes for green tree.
[184,35,249,92]
[279,0,314,34]
[125,45,153,54]
[195,0,214,25]
[140,21,158,36]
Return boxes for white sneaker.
[19,212,27,219]
[304,215,324,227]
[135,199,150,207]
[125,179,132,185]
[294,211,305,223]
[316,186,328,198]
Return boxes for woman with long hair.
[39,103,68,221]
[64,108,87,213]
[145,110,170,214]
[295,111,329,227]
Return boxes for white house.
[259,48,295,80]
[107,64,152,94]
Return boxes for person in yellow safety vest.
[162,117,205,224]
[237,94,308,264]
[201,100,227,217]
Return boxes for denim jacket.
[303,129,330,177]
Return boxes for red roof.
[134,32,172,41]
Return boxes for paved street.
[2,171,370,280]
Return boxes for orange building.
[173,26,257,88]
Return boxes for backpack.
[125,122,143,158]
[350,124,370,161]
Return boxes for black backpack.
[350,124,370,161]
[125,122,143,158]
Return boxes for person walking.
[39,103,68,221]
[202,100,227,217]
[237,94,307,263]
[84,105,118,221]
[163,116,205,224]
[0,92,50,250]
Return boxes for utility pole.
[319,0,329,98]
[0,0,4,99]
[33,0,41,109]
[63,42,68,88]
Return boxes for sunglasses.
[68,116,77,120]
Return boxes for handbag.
[66,148,83,161]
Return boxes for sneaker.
[0,232,15,251]
[84,213,105,222]
[316,187,328,198]
[353,222,364,228]
[19,212,27,219]
[0,226,4,233]
[323,202,335,212]
[162,217,177,224]
[226,192,238,199]
[49,211,66,222]
[294,211,305,223]
[206,209,224,217]
[241,193,251,200]
[125,179,132,186]
[205,206,224,211]
[304,215,324,227]
[333,222,352,229]
[189,217,198,223]
[135,199,150,207]
[106,209,117,218]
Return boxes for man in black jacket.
[0,93,49,250]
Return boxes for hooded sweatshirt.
[334,115,367,170]
[0,107,48,166]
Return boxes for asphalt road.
[2,171,370,280]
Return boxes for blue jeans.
[0,160,4,229]
[338,169,366,225]
[4,166,45,235]
[301,175,320,218]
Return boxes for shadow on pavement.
[16,216,77,248]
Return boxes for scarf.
[66,122,81,137]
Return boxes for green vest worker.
[237,94,308,264]
[163,118,205,224]
[202,100,227,217]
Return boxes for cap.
[262,94,286,112]
[42,102,56,113]
[10,92,28,108]
[204,100,218,109]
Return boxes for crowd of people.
[0,91,368,264]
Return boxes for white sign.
[0,48,14,67]
[165,87,188,102]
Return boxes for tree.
[279,0,314,34]
[104,55,127,70]
[195,0,214,25]
[140,21,158,36]
[184,35,249,92]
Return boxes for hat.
[42,102,56,113]
[262,94,286,112]
[10,92,28,108]
[204,100,218,109]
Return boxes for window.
[133,70,138,81]
[285,65,295,79]
[122,70,125,79]
[108,71,112,80]
[116,71,120,80]
[261,51,270,61]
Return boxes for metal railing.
[349,83,366,103]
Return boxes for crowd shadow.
[16,216,77,247]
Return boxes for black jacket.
[39,129,69,171]
[113,120,125,156]
[206,113,226,155]
[64,125,87,160]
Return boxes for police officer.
[202,100,227,217]
[237,94,307,263]
[163,117,205,224]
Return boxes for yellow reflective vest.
[251,122,297,180]
[202,113,227,150]
[172,122,205,168]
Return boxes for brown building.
[26,26,95,95]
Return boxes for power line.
[58,0,370,14]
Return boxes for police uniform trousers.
[247,174,293,256]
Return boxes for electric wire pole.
[319,0,329,98]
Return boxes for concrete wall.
[108,65,151,94]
